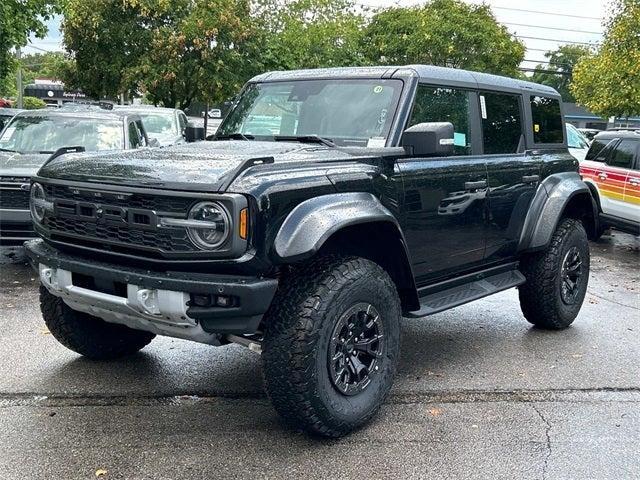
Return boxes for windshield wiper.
[274,135,336,147]
[0,148,17,153]
[216,133,255,141]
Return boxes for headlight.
[29,182,51,223]
[186,201,230,250]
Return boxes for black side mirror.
[401,122,454,156]
[184,123,205,142]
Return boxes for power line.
[515,35,598,46]
[503,22,602,35]
[492,6,602,21]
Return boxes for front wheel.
[519,218,590,329]
[261,255,401,437]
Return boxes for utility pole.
[16,47,23,109]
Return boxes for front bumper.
[0,209,35,245]
[25,239,278,341]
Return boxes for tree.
[572,0,640,118]
[256,0,368,71]
[531,45,592,102]
[361,0,525,76]
[0,0,59,93]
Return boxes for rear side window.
[531,96,563,144]
[409,85,472,155]
[608,139,637,169]
[480,92,523,154]
[585,138,611,160]
[128,121,145,148]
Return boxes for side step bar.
[406,268,526,318]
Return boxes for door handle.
[522,175,540,184]
[630,177,640,187]
[598,172,608,181]
[464,180,487,190]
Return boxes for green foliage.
[22,96,47,109]
[531,45,592,102]
[0,0,60,80]
[362,0,525,76]
[572,0,640,117]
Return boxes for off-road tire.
[262,255,401,437]
[519,218,590,329]
[40,286,155,360]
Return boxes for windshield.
[217,79,404,147]
[566,124,589,149]
[138,112,178,136]
[0,115,124,153]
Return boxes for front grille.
[0,177,30,210]
[41,182,201,257]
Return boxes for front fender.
[518,172,597,251]
[274,192,401,262]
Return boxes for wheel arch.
[519,172,599,251]
[273,193,420,312]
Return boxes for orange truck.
[580,130,640,237]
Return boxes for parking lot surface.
[0,233,638,479]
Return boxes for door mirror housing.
[184,123,206,143]
[401,122,454,156]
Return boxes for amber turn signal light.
[239,208,248,239]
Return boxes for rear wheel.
[40,286,155,360]
[262,255,401,437]
[519,218,590,329]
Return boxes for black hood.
[0,151,50,177]
[36,140,358,192]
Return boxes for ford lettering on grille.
[54,199,158,230]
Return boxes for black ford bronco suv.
[25,65,598,437]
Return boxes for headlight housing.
[186,201,230,250]
[29,182,51,223]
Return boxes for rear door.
[395,84,488,283]
[483,92,541,261]
[624,149,640,223]
[602,139,637,220]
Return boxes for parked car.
[0,108,24,131]
[0,107,151,245]
[25,65,597,437]
[579,130,640,237]
[578,128,602,141]
[115,106,189,146]
[567,123,590,161]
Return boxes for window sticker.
[534,124,540,132]
[373,85,384,94]
[453,132,466,147]
[367,136,386,148]
[439,138,454,146]
[479,95,487,119]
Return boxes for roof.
[114,105,181,115]
[563,102,604,120]
[12,108,131,121]
[594,130,640,140]
[0,108,24,116]
[250,64,560,97]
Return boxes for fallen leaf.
[95,469,108,477]
[40,329,51,335]
[428,407,442,416]
[571,354,583,359]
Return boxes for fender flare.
[274,192,403,262]
[518,172,598,252]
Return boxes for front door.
[394,84,487,284]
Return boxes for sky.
[26,0,610,69]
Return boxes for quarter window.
[408,85,471,155]
[480,92,523,154]
[608,140,637,169]
[128,121,145,148]
[531,96,563,144]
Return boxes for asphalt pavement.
[0,233,638,479]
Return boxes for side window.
[408,85,471,155]
[178,113,187,132]
[585,138,611,161]
[480,92,523,154]
[128,121,144,148]
[531,96,563,144]
[608,140,637,169]
[594,139,619,162]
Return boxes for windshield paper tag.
[453,132,466,147]
[440,138,454,145]
[367,137,386,148]
[480,95,487,119]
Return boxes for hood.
[37,140,359,192]
[0,151,50,177]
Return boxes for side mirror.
[184,123,205,142]
[401,122,454,156]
